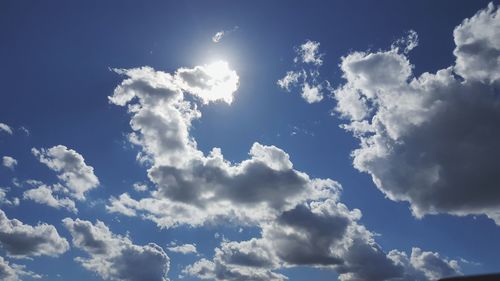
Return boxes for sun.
[176,60,240,104]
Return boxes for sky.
[0,1,499,281]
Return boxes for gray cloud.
[106,65,338,228]
[332,3,500,223]
[63,218,170,281]
[0,210,69,259]
[185,199,460,281]
[108,58,461,281]
[453,3,500,83]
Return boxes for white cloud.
[332,3,500,224]
[63,218,170,281]
[453,3,500,83]
[0,188,19,206]
[278,40,327,103]
[0,256,42,281]
[212,26,238,43]
[295,40,323,66]
[175,61,240,104]
[185,199,460,281]
[391,30,419,54]
[32,145,99,200]
[133,182,148,192]
[2,157,18,170]
[301,82,323,104]
[167,243,197,255]
[0,209,69,258]
[409,248,461,280]
[108,59,461,281]
[0,123,13,135]
[212,31,225,43]
[107,64,338,228]
[277,71,302,91]
[23,184,77,213]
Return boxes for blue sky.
[0,1,499,281]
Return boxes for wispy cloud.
[212,26,239,43]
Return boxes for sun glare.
[185,60,239,104]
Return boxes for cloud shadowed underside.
[333,3,500,223]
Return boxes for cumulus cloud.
[332,3,500,223]
[408,248,460,280]
[108,60,460,281]
[23,184,77,213]
[167,243,197,255]
[32,145,99,200]
[0,188,19,207]
[174,61,239,104]
[2,157,17,170]
[0,123,13,135]
[0,209,69,258]
[63,218,170,281]
[278,40,329,103]
[0,256,42,281]
[106,63,338,228]
[301,82,324,103]
[185,199,460,281]
[453,3,500,83]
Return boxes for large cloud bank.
[106,59,461,281]
[333,3,500,223]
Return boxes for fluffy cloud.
[107,60,462,281]
[408,248,460,280]
[63,218,170,281]
[106,64,338,228]
[278,40,328,103]
[0,256,41,281]
[2,157,17,170]
[294,40,323,66]
[185,199,460,281]
[0,189,19,207]
[0,209,69,258]
[32,145,99,200]
[0,123,13,135]
[23,185,77,213]
[453,3,500,83]
[332,3,500,223]
[174,61,239,104]
[132,182,148,192]
[167,243,197,255]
